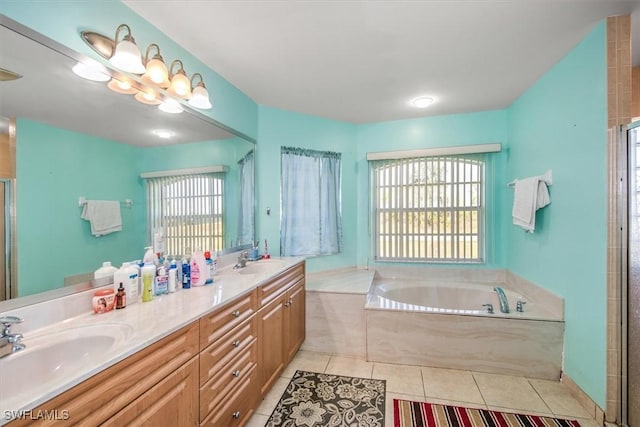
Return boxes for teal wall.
[506,22,607,406]
[16,119,145,296]
[0,0,258,139]
[256,106,358,272]
[356,110,509,269]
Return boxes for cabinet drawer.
[200,315,257,386]
[258,262,304,307]
[101,357,199,427]
[200,289,257,350]
[200,340,257,421]
[200,365,258,427]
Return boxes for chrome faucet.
[493,287,510,313]
[233,250,249,269]
[516,299,527,312]
[0,316,25,358]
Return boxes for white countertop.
[0,257,304,424]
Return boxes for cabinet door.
[102,357,199,427]
[258,293,286,396]
[285,280,305,364]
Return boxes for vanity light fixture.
[71,61,110,82]
[167,60,192,100]
[141,44,170,88]
[107,77,138,95]
[80,25,213,111]
[109,24,146,74]
[134,88,162,105]
[158,98,183,114]
[188,73,212,110]
[0,67,22,81]
[412,97,434,108]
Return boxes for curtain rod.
[140,165,228,179]
[366,143,501,161]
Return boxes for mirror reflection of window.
[145,173,225,257]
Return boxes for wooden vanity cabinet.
[8,322,200,427]
[199,289,259,427]
[258,261,305,397]
[8,260,305,427]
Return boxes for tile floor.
[246,351,601,427]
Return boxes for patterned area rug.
[394,399,581,427]
[266,370,386,427]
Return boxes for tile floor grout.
[248,351,600,427]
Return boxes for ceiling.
[123,0,640,124]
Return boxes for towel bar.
[78,196,132,208]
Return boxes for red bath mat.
[393,399,581,427]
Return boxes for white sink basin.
[0,322,133,402]
[235,260,288,275]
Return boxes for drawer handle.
[232,310,241,317]
[232,340,241,347]
[232,411,241,419]
[232,370,241,377]
[284,301,290,307]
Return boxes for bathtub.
[365,278,564,380]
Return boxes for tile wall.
[606,14,631,424]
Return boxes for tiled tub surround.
[0,256,304,425]
[304,266,564,381]
[366,269,564,380]
[303,268,374,358]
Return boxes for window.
[145,173,224,257]
[370,154,484,262]
[280,147,343,256]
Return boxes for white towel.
[512,176,551,233]
[81,200,122,236]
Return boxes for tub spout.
[494,287,510,313]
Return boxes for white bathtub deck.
[305,267,375,294]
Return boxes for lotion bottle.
[141,262,155,302]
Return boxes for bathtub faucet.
[493,287,510,313]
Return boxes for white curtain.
[237,150,255,246]
[280,147,342,256]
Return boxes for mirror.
[0,16,256,306]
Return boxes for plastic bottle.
[141,262,155,302]
[143,246,157,265]
[204,251,214,285]
[94,261,118,283]
[190,249,208,286]
[168,266,177,293]
[155,265,169,295]
[114,263,139,305]
[168,260,178,293]
[182,257,191,289]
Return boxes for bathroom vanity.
[2,258,305,427]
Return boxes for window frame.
[370,154,486,263]
[145,173,225,257]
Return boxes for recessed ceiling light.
[153,130,173,139]
[412,97,434,108]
